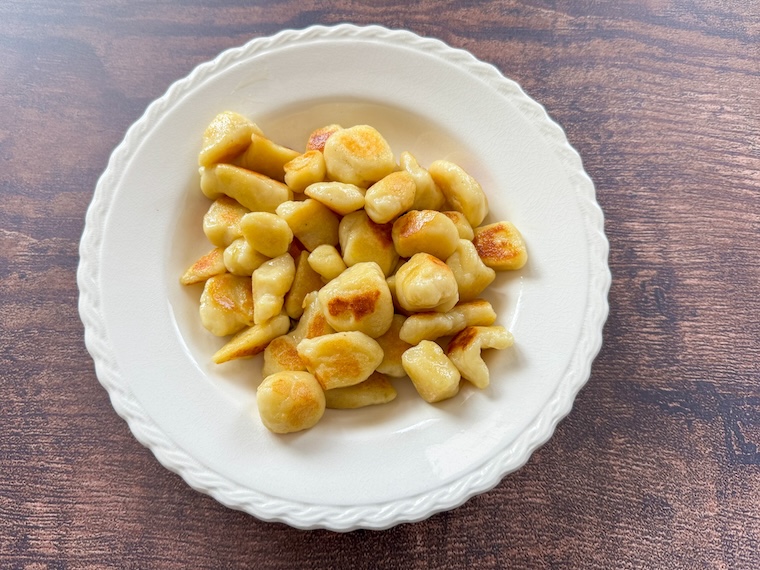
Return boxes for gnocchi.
[297,331,384,390]
[252,254,296,325]
[324,372,397,409]
[257,371,326,433]
[240,211,293,258]
[429,160,489,227]
[392,209,460,260]
[323,125,396,187]
[304,181,366,215]
[182,112,528,433]
[284,150,327,193]
[394,253,460,313]
[446,326,514,389]
[364,171,416,224]
[307,244,347,282]
[339,210,398,277]
[317,261,394,339]
[402,341,461,403]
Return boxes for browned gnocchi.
[181,112,528,433]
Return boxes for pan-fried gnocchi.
[181,112,528,433]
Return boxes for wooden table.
[2,2,759,567]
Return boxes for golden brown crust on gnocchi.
[283,150,327,193]
[446,325,514,389]
[323,125,396,187]
[306,124,342,152]
[291,291,335,343]
[199,274,254,336]
[392,210,460,260]
[180,247,227,285]
[317,262,394,338]
[263,334,307,377]
[203,196,249,248]
[472,221,528,271]
[297,331,384,390]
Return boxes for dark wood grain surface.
[2,1,759,568]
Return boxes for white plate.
[78,24,609,531]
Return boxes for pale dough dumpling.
[394,253,459,313]
[399,151,447,211]
[442,211,474,241]
[240,211,293,258]
[339,210,398,277]
[284,251,323,319]
[364,171,416,224]
[323,125,396,187]
[317,262,394,338]
[446,239,496,301]
[399,299,497,345]
[276,199,340,252]
[235,132,300,182]
[252,254,296,325]
[304,181,366,215]
[198,111,261,167]
[428,160,489,227]
[256,371,326,433]
[297,331,384,390]
[223,238,269,276]
[402,341,461,403]
[324,372,397,409]
[200,164,293,213]
[307,244,347,282]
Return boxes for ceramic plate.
[78,24,610,531]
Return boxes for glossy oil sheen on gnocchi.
[181,111,529,433]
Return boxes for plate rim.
[77,23,610,531]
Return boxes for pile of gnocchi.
[181,111,528,434]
